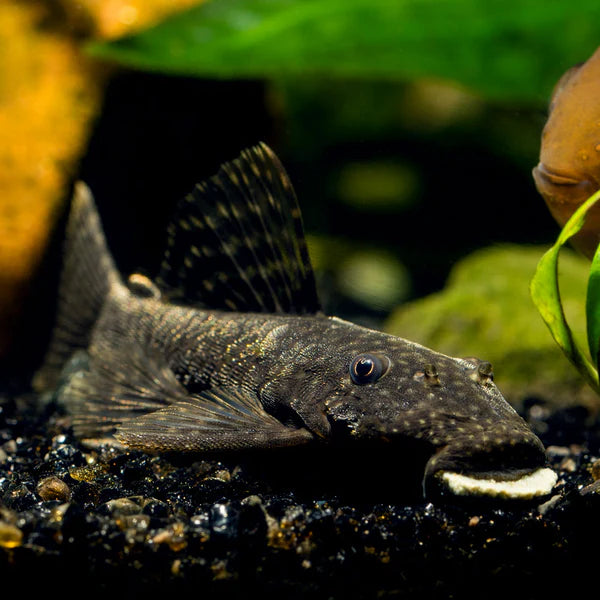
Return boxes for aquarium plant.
[531,189,600,395]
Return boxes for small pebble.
[210,469,232,483]
[104,497,142,516]
[49,503,70,523]
[69,463,106,482]
[171,559,182,576]
[537,494,562,515]
[0,520,23,548]
[152,522,187,551]
[559,457,577,472]
[580,480,600,495]
[37,476,72,502]
[2,440,17,454]
[116,513,150,532]
[546,445,571,457]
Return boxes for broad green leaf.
[88,0,600,103]
[587,224,600,367]
[531,190,600,392]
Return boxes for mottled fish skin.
[34,143,555,499]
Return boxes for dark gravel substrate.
[1,390,599,600]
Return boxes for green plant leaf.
[530,189,600,393]
[88,0,600,103]
[586,232,600,368]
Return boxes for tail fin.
[33,182,121,391]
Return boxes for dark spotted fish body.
[35,144,557,500]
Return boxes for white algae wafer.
[441,468,558,498]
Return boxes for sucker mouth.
[422,435,557,500]
[437,467,558,499]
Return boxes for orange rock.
[0,2,104,359]
[533,46,600,259]
[0,0,204,360]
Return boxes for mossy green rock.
[385,244,596,409]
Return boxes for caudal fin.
[33,182,121,391]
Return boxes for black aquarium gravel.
[1,388,599,600]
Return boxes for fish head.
[295,322,557,500]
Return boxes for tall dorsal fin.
[156,143,321,314]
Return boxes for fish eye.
[350,353,389,385]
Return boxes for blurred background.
[2,0,600,408]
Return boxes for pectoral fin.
[116,387,315,453]
[60,340,313,452]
